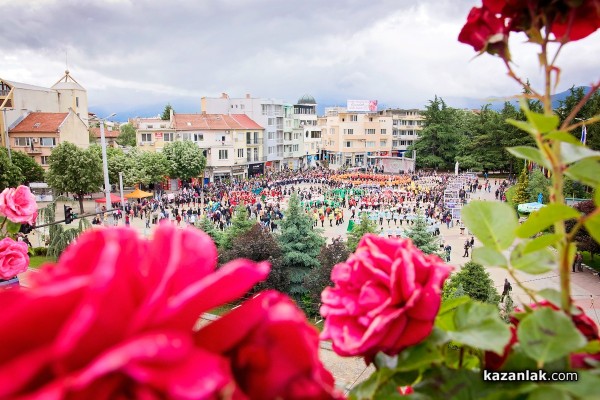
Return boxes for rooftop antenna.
[65,50,69,80]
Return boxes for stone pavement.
[17,184,600,393]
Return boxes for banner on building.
[155,132,163,139]
[347,100,378,112]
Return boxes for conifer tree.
[347,213,379,252]
[405,213,441,255]
[220,205,254,251]
[278,193,325,301]
[195,217,222,248]
[512,166,530,206]
[442,261,500,305]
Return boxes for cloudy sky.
[2,0,599,118]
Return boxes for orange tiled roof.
[10,112,68,133]
[90,127,120,139]
[173,113,263,130]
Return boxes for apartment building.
[320,108,393,168]
[134,111,264,182]
[1,71,90,149]
[387,109,424,156]
[294,95,319,168]
[9,110,89,169]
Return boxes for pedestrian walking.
[501,278,512,302]
[463,239,470,257]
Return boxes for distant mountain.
[443,86,591,111]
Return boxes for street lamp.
[100,113,116,225]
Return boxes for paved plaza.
[18,182,600,394]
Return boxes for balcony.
[246,139,263,146]
[25,147,42,154]
[275,138,284,145]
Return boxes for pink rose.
[320,234,452,359]
[0,237,29,279]
[196,290,342,399]
[0,224,270,399]
[0,185,38,224]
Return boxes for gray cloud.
[2,0,598,115]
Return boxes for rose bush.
[0,238,29,280]
[0,224,337,399]
[320,234,452,359]
[0,185,37,225]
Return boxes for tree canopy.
[117,123,137,147]
[161,104,173,121]
[0,148,23,191]
[162,140,206,181]
[10,150,45,184]
[46,142,103,213]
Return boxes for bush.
[33,247,48,257]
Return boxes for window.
[163,132,174,142]
[262,105,269,115]
[369,117,373,122]
[141,133,152,142]
[293,144,299,152]
[345,141,352,148]
[160,124,166,129]
[75,97,79,107]
[350,115,358,122]
[253,148,258,160]
[366,141,375,148]
[237,149,244,158]
[194,133,204,142]
[14,137,31,146]
[344,129,354,135]
[381,129,387,135]
[268,132,275,140]
[40,137,57,147]
[365,129,375,135]
[147,124,153,129]
[330,128,334,135]
[41,156,50,165]
[218,150,228,160]
[268,118,275,126]
[380,140,387,147]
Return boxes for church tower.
[51,70,89,127]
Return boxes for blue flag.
[581,125,587,145]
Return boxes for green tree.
[442,261,500,305]
[9,150,45,184]
[278,193,325,301]
[46,142,103,214]
[556,86,600,151]
[347,213,378,251]
[303,238,350,317]
[0,149,24,190]
[220,205,255,251]
[162,140,206,182]
[511,167,530,206]
[405,213,441,255]
[527,169,550,203]
[161,104,173,121]
[133,150,170,188]
[408,96,464,170]
[194,216,223,248]
[117,123,137,147]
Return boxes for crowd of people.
[96,168,508,245]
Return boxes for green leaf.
[545,130,583,145]
[560,142,600,164]
[517,308,587,366]
[507,118,536,135]
[461,201,517,250]
[472,246,508,267]
[583,213,600,246]
[4,220,21,234]
[438,296,471,316]
[507,146,550,169]
[527,386,570,400]
[575,339,600,355]
[536,288,581,315]
[446,302,512,354]
[595,188,600,207]
[522,234,561,253]
[510,243,555,274]
[551,370,600,399]
[565,158,600,187]
[525,110,559,134]
[394,333,444,372]
[349,368,417,400]
[516,204,580,238]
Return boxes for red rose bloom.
[458,5,509,56]
[551,0,600,41]
[0,185,38,225]
[0,237,29,280]
[0,225,270,399]
[320,234,452,359]
[196,290,342,399]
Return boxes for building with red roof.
[134,110,264,182]
[9,109,89,169]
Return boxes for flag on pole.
[581,125,587,145]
